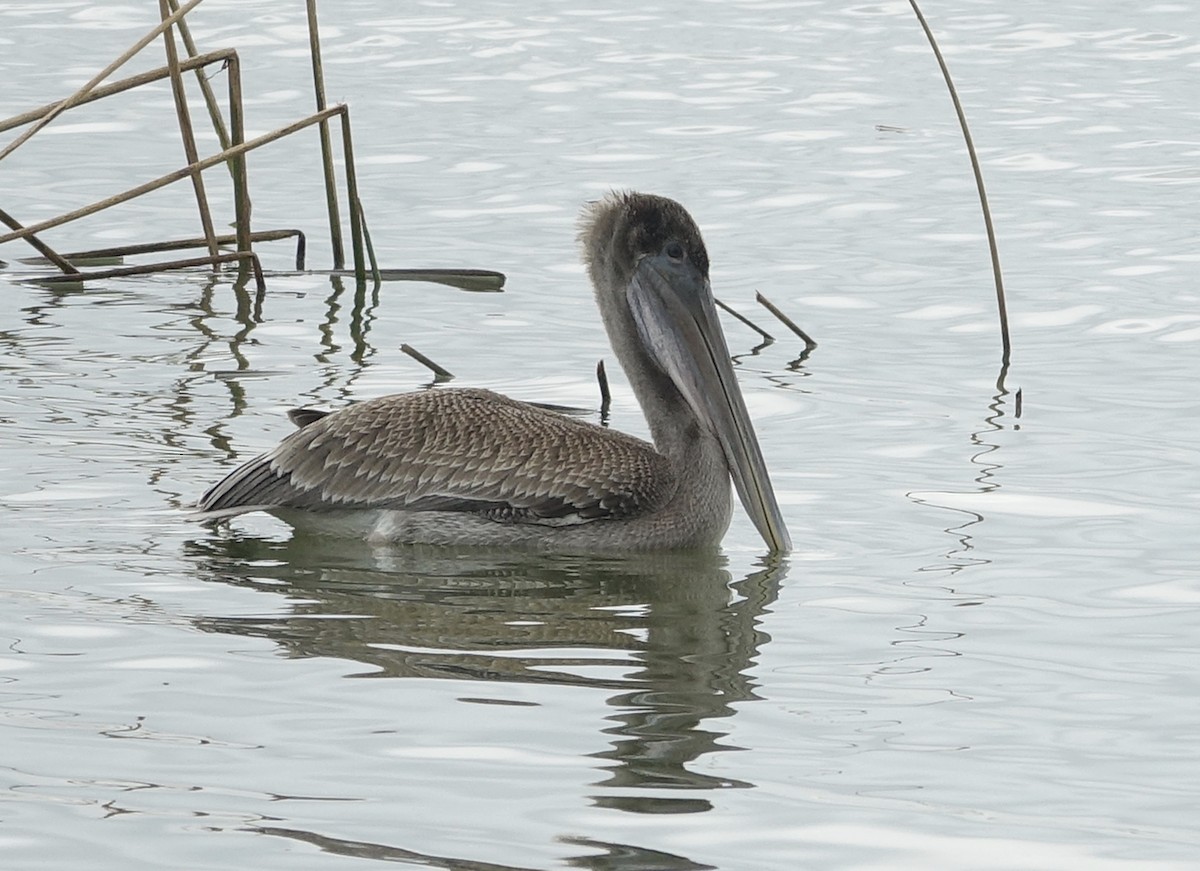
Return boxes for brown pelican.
[197,192,791,553]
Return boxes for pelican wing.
[198,388,676,526]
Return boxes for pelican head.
[580,192,792,553]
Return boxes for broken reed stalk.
[355,196,381,285]
[164,0,253,287]
[0,105,343,247]
[25,230,307,270]
[328,268,505,292]
[908,0,1011,365]
[0,48,253,276]
[339,108,368,287]
[596,360,611,417]
[306,0,346,271]
[165,0,232,152]
[159,0,220,261]
[715,297,774,344]
[32,251,265,291]
[401,344,454,381]
[0,0,206,165]
[216,46,253,282]
[0,2,402,292]
[0,205,79,275]
[756,292,818,353]
[0,49,237,135]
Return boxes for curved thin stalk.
[908,0,1011,366]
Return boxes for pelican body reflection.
[197,192,790,554]
[187,533,785,825]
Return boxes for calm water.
[2,1,1198,868]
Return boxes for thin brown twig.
[159,0,219,260]
[0,205,80,275]
[340,106,367,286]
[327,268,505,291]
[0,50,236,135]
[0,0,206,164]
[0,105,345,247]
[17,230,304,265]
[306,0,345,270]
[596,359,611,417]
[164,0,252,289]
[221,49,253,281]
[355,196,381,286]
[28,251,265,291]
[715,296,774,344]
[165,0,232,152]
[908,0,1010,366]
[755,292,817,352]
[400,344,454,381]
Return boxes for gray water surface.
[2,1,1198,869]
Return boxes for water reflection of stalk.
[185,535,784,821]
[170,272,380,468]
[241,825,716,870]
[166,275,263,465]
[910,362,1019,577]
[729,337,812,404]
[312,274,381,404]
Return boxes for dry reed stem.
[0,2,399,293]
[0,0,206,164]
[755,292,817,352]
[0,50,237,134]
[306,0,345,271]
[165,0,232,152]
[401,344,454,381]
[206,45,254,281]
[596,360,611,417]
[339,108,368,286]
[329,269,505,292]
[356,196,381,285]
[30,251,265,290]
[159,0,219,260]
[908,0,1011,365]
[25,230,306,270]
[0,106,345,247]
[0,206,80,275]
[0,47,252,275]
[715,297,775,344]
[164,0,253,288]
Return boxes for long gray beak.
[627,252,792,553]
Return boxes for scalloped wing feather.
[197,388,676,527]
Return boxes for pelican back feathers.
[198,388,677,528]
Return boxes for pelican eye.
[664,240,686,261]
